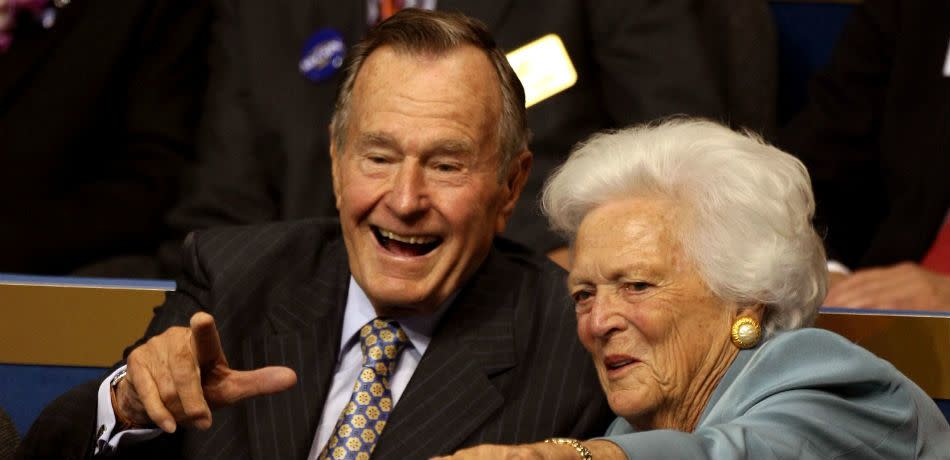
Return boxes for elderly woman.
[440,119,950,459]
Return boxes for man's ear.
[495,149,532,234]
[329,125,343,210]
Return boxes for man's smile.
[372,225,443,257]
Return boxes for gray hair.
[542,119,828,336]
[330,8,530,177]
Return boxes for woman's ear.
[735,303,766,322]
[731,303,766,349]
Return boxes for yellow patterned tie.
[319,319,409,460]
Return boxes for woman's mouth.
[604,355,639,375]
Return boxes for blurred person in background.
[154,0,738,275]
[779,0,950,311]
[0,0,208,276]
[441,119,950,459]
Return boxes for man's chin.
[374,304,437,317]
[366,284,444,317]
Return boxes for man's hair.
[330,8,530,176]
[542,118,828,338]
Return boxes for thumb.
[206,366,298,407]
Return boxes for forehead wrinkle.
[356,132,398,149]
[359,47,497,110]
[372,93,496,153]
[427,138,472,154]
[350,62,501,129]
[571,257,666,288]
[426,139,480,165]
[572,198,684,284]
[356,130,478,162]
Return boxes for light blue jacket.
[603,328,950,459]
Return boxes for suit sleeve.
[587,0,725,124]
[163,0,282,251]
[15,234,215,460]
[776,0,897,266]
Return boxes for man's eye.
[433,162,461,173]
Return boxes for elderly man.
[18,9,611,460]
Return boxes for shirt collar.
[339,276,454,358]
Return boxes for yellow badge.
[506,34,577,108]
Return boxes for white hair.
[542,119,828,336]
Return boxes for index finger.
[190,312,227,372]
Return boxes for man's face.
[331,45,530,317]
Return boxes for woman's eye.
[571,290,594,304]
[626,281,653,292]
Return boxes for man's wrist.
[110,369,149,430]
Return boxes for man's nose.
[385,161,429,218]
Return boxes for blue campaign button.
[299,29,346,83]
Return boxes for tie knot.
[358,318,408,373]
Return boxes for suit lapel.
[0,1,84,109]
[437,0,514,31]
[373,249,518,458]
[242,240,351,460]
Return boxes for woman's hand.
[433,443,560,460]
[433,440,626,459]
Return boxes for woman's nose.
[587,294,627,338]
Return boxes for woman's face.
[570,197,742,430]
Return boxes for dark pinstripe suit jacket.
[18,219,612,460]
[0,406,17,460]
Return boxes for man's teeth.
[380,229,437,245]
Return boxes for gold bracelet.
[545,437,593,460]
